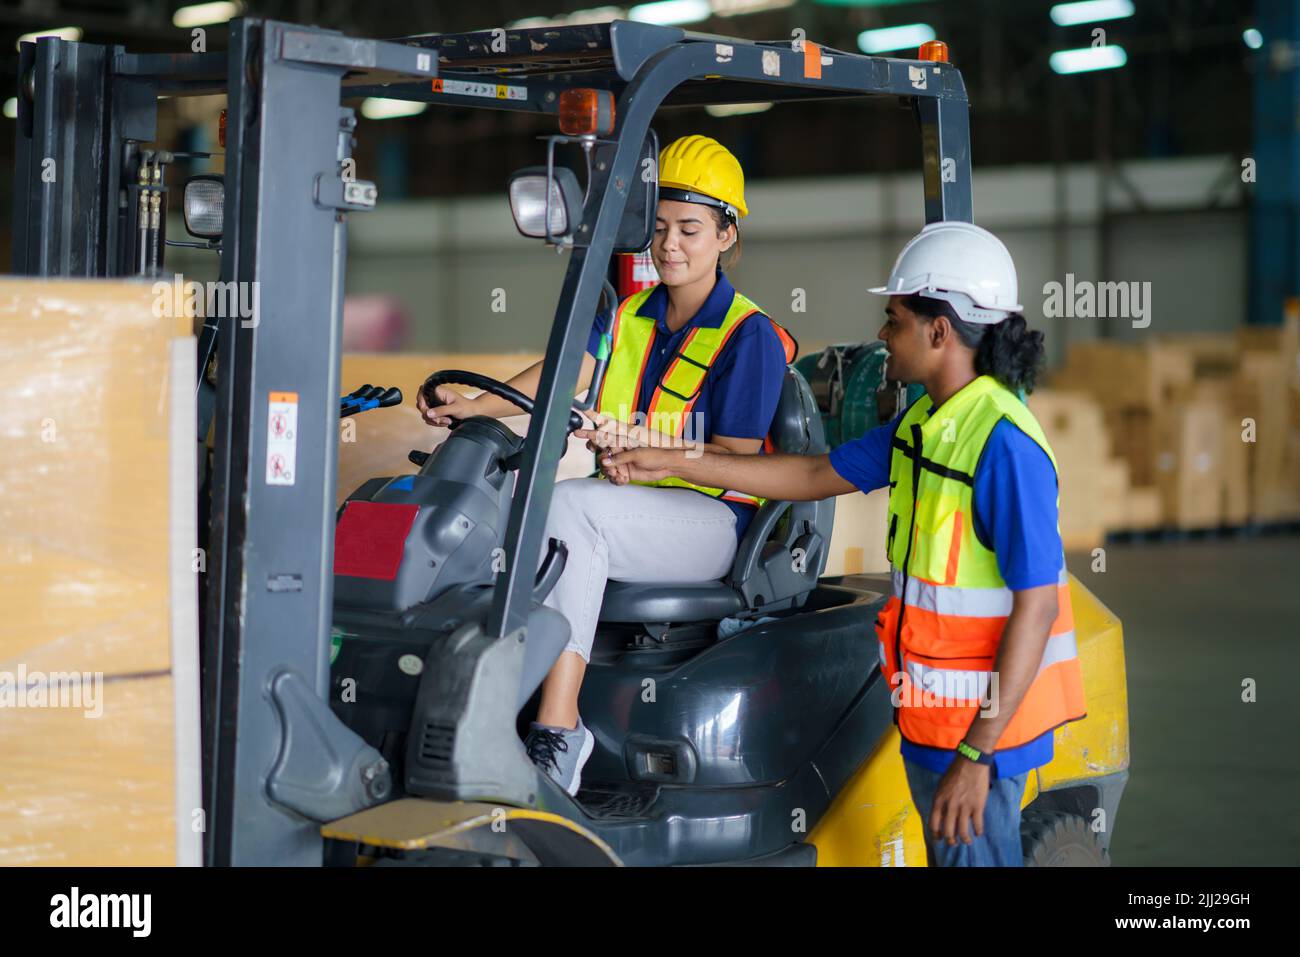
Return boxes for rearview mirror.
[183,174,224,239]
[508,166,583,242]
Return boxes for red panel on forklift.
[333,501,419,580]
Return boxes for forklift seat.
[598,365,834,625]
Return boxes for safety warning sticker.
[431,78,527,100]
[266,391,298,486]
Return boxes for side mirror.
[507,166,583,242]
[183,174,225,239]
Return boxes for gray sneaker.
[525,718,594,796]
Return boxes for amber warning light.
[918,40,949,63]
[558,88,615,136]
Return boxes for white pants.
[540,478,739,661]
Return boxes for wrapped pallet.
[1152,399,1224,529]
[0,280,200,865]
[1026,388,1107,549]
[1232,351,1300,522]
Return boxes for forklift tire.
[1020,809,1110,867]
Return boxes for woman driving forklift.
[416,135,796,795]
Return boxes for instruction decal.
[266,391,298,486]
[431,78,527,100]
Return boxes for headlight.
[508,166,583,240]
[183,174,225,239]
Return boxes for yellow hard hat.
[658,134,748,220]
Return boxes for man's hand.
[604,447,677,485]
[930,758,992,847]
[417,384,481,428]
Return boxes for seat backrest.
[769,365,826,456]
[726,366,835,610]
[597,367,835,627]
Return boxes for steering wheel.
[420,370,587,435]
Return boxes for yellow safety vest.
[594,284,794,508]
[877,374,1087,750]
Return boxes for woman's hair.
[901,293,1045,394]
[707,206,742,269]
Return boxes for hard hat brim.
[868,281,1023,313]
[659,180,747,219]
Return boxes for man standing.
[601,222,1086,866]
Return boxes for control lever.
[340,385,402,418]
[533,538,568,603]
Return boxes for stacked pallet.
[1044,305,1300,533]
[1026,389,1157,550]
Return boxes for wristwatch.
[956,740,994,766]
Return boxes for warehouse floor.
[1067,533,1300,866]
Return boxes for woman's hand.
[417,384,481,428]
[575,410,686,453]
[577,412,633,484]
[575,410,640,454]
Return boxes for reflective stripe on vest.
[595,283,795,507]
[876,374,1087,751]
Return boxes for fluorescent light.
[705,101,774,116]
[712,0,797,15]
[1244,28,1264,50]
[1049,1,1135,27]
[629,1,711,25]
[1050,44,1128,74]
[566,6,626,23]
[360,97,428,120]
[510,6,626,28]
[16,26,82,50]
[857,23,936,55]
[173,2,243,28]
[3,98,17,119]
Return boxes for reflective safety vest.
[594,283,797,508]
[875,374,1087,751]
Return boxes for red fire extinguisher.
[616,250,657,298]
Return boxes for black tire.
[1021,809,1110,866]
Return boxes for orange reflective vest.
[875,374,1087,751]
[594,283,796,507]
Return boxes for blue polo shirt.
[828,395,1063,777]
[587,270,788,540]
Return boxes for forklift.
[11,17,1129,866]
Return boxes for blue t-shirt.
[587,270,787,540]
[828,395,1063,777]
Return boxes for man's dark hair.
[901,293,1045,394]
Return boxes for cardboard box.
[0,279,201,866]
[1050,340,1193,411]
[1027,389,1107,550]
[1098,458,1131,530]
[1231,351,1299,522]
[823,488,890,576]
[1125,486,1163,529]
[1153,400,1223,528]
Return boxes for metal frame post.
[202,18,353,866]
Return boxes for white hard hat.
[870,221,1023,325]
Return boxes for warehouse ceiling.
[0,0,1259,196]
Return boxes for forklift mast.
[10,17,973,865]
